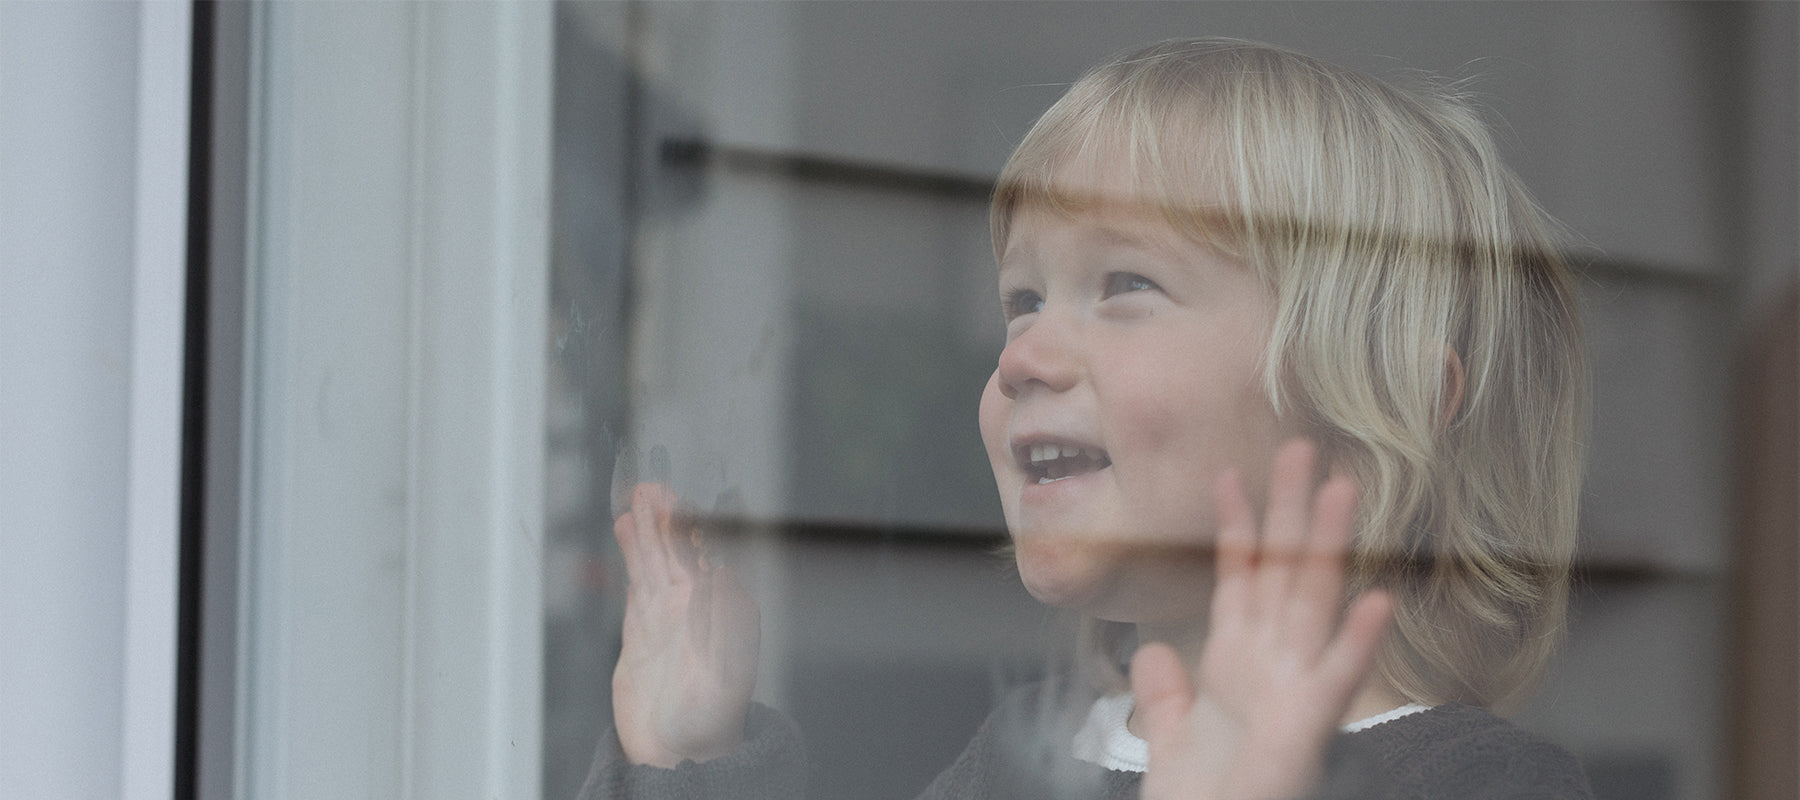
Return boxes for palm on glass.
[1133,441,1394,800]
[611,484,761,767]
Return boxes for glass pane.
[544,4,1798,800]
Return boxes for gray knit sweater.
[578,687,1593,800]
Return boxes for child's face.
[978,200,1296,625]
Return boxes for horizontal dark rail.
[695,514,1702,586]
[1575,256,1730,293]
[660,137,995,201]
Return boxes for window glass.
[542,4,1798,800]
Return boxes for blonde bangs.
[990,45,1249,267]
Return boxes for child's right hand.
[611,483,761,767]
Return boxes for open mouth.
[1021,442,1112,484]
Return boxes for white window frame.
[229,4,552,798]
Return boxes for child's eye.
[1003,288,1044,320]
[1102,272,1159,298]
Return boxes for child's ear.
[1436,345,1465,432]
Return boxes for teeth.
[1031,443,1085,464]
[1025,442,1107,470]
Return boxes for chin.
[1012,531,1217,626]
[1011,536,1117,610]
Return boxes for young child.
[584,38,1592,799]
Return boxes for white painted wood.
[240,4,550,798]
[124,3,192,798]
[1,3,142,797]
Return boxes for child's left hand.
[1132,440,1393,800]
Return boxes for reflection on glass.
[545,4,1797,800]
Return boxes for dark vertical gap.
[174,2,216,798]
[196,0,251,793]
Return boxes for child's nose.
[996,316,1079,398]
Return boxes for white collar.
[1070,693,1432,773]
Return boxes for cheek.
[1106,360,1227,466]
[1104,358,1281,536]
[977,371,1012,478]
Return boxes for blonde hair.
[993,39,1588,711]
